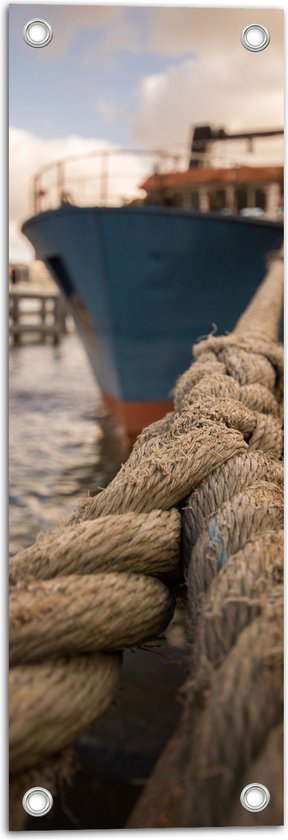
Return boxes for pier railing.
[32,148,189,214]
[9,285,68,344]
[32,146,275,214]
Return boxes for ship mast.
[189,125,284,167]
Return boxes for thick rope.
[127,251,283,828]
[164,252,283,827]
[9,250,283,827]
[66,421,248,520]
[9,509,180,582]
[10,653,121,773]
[173,251,283,826]
[10,573,174,664]
[233,249,283,342]
[10,507,181,780]
[181,605,283,827]
[226,723,283,827]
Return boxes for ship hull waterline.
[22,205,283,444]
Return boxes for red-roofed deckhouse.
[140,165,283,217]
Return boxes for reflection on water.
[9,333,127,555]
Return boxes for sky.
[9,4,284,261]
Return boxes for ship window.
[209,189,226,211]
[235,187,249,212]
[164,191,182,207]
[190,191,200,210]
[182,192,200,210]
[255,188,266,210]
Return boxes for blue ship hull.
[23,206,283,440]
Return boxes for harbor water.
[9,330,127,556]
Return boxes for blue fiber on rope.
[208,517,228,568]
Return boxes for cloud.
[132,10,284,157]
[9,127,149,262]
[9,129,105,260]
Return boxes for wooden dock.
[9,285,69,345]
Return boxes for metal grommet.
[22,18,53,49]
[241,23,270,52]
[240,783,270,812]
[22,787,53,817]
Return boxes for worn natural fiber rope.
[181,604,283,827]
[191,529,283,674]
[66,420,248,520]
[10,507,181,778]
[127,250,283,828]
[226,722,283,827]
[10,653,121,773]
[10,572,175,665]
[9,509,181,582]
[175,251,284,826]
[9,249,283,827]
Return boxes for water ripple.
[9,333,127,554]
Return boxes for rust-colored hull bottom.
[102,393,173,446]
